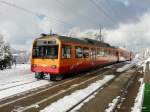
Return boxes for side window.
[106,49,109,56]
[83,47,89,58]
[104,48,107,56]
[97,48,104,57]
[97,48,100,56]
[75,46,83,58]
[93,49,96,57]
[62,45,71,59]
[100,47,104,56]
[112,50,115,57]
[90,49,92,59]
[91,48,96,56]
[108,49,111,56]
[107,49,110,56]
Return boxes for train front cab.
[31,36,62,80]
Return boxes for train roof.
[118,47,130,52]
[37,34,116,48]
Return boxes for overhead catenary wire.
[0,0,147,33]
[55,0,98,27]
[89,0,118,25]
[0,0,74,28]
[105,0,123,21]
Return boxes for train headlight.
[32,64,37,67]
[51,65,56,69]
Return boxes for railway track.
[70,68,137,112]
[116,68,143,112]
[0,62,128,112]
[0,80,38,91]
[39,68,137,112]
[0,62,124,102]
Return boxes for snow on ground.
[0,64,31,80]
[70,92,99,112]
[0,64,31,73]
[0,80,51,100]
[0,64,34,87]
[131,78,144,112]
[116,62,136,72]
[0,64,52,100]
[0,64,32,86]
[40,75,115,112]
[105,96,120,112]
[141,57,150,72]
[0,73,35,91]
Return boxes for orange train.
[31,34,134,80]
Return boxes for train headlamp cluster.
[32,64,37,67]
[51,65,56,69]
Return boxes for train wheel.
[50,74,64,81]
[35,72,44,79]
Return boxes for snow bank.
[131,78,144,112]
[105,96,120,112]
[142,57,150,72]
[116,62,135,72]
[41,75,115,112]
[70,92,98,112]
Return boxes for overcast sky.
[0,0,150,51]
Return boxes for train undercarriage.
[35,72,64,81]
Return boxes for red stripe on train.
[31,60,116,75]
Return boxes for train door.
[93,48,96,62]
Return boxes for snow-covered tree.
[0,34,12,69]
[0,34,5,61]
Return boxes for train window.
[112,50,115,56]
[32,45,58,59]
[93,49,96,57]
[75,46,83,58]
[100,48,105,56]
[62,45,71,59]
[107,49,110,56]
[97,48,104,57]
[83,47,89,58]
[90,48,96,60]
[103,48,107,56]
[97,48,100,56]
[109,49,112,56]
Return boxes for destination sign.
[36,40,57,46]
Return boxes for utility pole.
[99,24,102,42]
[95,24,104,42]
[99,24,105,42]
[50,29,53,35]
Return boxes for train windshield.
[32,45,58,59]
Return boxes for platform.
[142,83,150,112]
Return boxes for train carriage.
[31,34,133,80]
